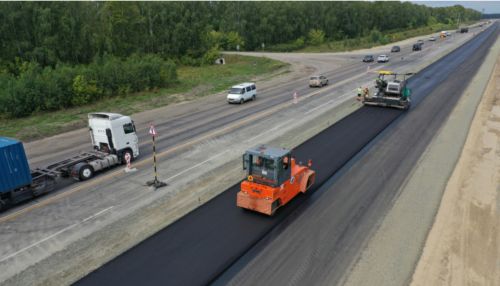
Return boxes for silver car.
[309,75,329,87]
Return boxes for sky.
[412,1,500,14]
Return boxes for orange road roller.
[237,145,316,215]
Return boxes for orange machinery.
[237,145,316,215]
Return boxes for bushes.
[266,37,306,52]
[0,54,177,118]
[308,29,326,46]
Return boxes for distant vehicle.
[0,113,139,211]
[227,82,257,104]
[429,36,436,41]
[391,46,401,52]
[377,55,389,63]
[417,39,424,45]
[445,31,451,37]
[363,55,374,62]
[460,27,469,33]
[440,31,447,38]
[309,75,329,87]
[413,43,423,51]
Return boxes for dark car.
[412,43,423,51]
[460,27,469,33]
[391,46,400,52]
[363,55,374,62]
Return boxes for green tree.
[308,29,325,46]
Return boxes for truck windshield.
[250,156,276,185]
[230,88,244,94]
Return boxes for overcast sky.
[412,1,500,14]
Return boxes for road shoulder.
[411,48,500,286]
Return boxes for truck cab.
[88,113,139,162]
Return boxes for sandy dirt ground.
[410,54,500,286]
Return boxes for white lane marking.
[247,122,287,142]
[165,151,231,182]
[82,206,114,223]
[305,89,357,115]
[0,206,114,263]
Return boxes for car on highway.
[227,82,257,104]
[377,55,389,63]
[363,55,374,62]
[391,46,400,52]
[429,36,436,41]
[309,75,329,87]
[417,39,424,45]
[413,42,423,51]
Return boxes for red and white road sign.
[149,124,157,137]
[124,152,131,169]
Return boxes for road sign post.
[146,124,167,189]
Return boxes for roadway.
[77,24,499,285]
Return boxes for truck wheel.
[0,199,7,212]
[79,164,94,181]
[270,199,282,216]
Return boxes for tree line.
[0,2,481,118]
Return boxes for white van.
[227,83,257,104]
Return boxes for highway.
[77,24,499,285]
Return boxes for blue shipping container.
[0,137,32,193]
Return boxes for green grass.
[0,54,288,141]
[298,22,475,53]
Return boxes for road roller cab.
[237,145,316,215]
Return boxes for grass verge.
[0,55,288,141]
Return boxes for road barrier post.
[146,124,167,189]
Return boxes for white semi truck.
[0,112,139,211]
